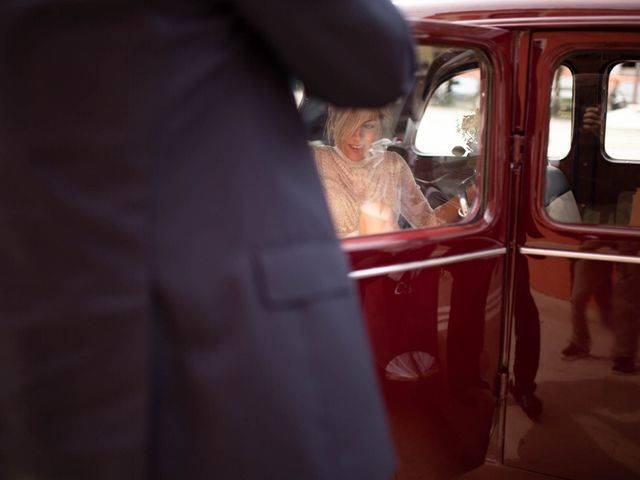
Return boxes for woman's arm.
[398,158,474,227]
[397,159,442,228]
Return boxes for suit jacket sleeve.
[230,0,416,106]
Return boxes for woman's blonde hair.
[325,106,392,145]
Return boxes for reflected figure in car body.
[313,106,466,237]
[560,107,612,360]
[561,107,639,374]
[562,242,614,360]
[611,244,640,374]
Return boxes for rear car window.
[604,61,640,163]
[544,52,640,227]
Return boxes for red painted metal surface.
[506,29,640,479]
[343,18,515,479]
[345,2,640,478]
[396,0,640,27]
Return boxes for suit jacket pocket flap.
[256,242,353,307]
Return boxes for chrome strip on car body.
[348,247,507,280]
[520,247,640,265]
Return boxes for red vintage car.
[300,0,640,478]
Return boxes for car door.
[334,20,514,478]
[504,29,640,479]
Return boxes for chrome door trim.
[348,247,507,280]
[520,246,640,265]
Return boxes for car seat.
[545,165,581,223]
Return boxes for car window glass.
[548,65,573,160]
[543,52,640,227]
[604,61,640,162]
[299,46,488,239]
[415,69,480,155]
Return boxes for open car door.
[331,19,516,478]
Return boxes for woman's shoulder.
[382,149,410,172]
[312,144,343,169]
[311,144,335,160]
[311,143,331,152]
[383,149,404,162]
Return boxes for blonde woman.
[313,106,466,237]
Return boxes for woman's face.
[337,117,380,161]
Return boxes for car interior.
[298,46,485,233]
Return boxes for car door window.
[416,68,481,156]
[544,52,640,227]
[548,65,574,160]
[604,61,640,163]
[301,45,489,238]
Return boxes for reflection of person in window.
[611,243,640,374]
[313,106,469,237]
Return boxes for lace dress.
[313,145,441,237]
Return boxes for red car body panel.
[344,1,640,478]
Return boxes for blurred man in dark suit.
[0,1,415,478]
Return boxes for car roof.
[395,0,640,28]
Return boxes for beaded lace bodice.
[313,145,441,237]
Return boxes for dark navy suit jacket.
[0,1,415,478]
